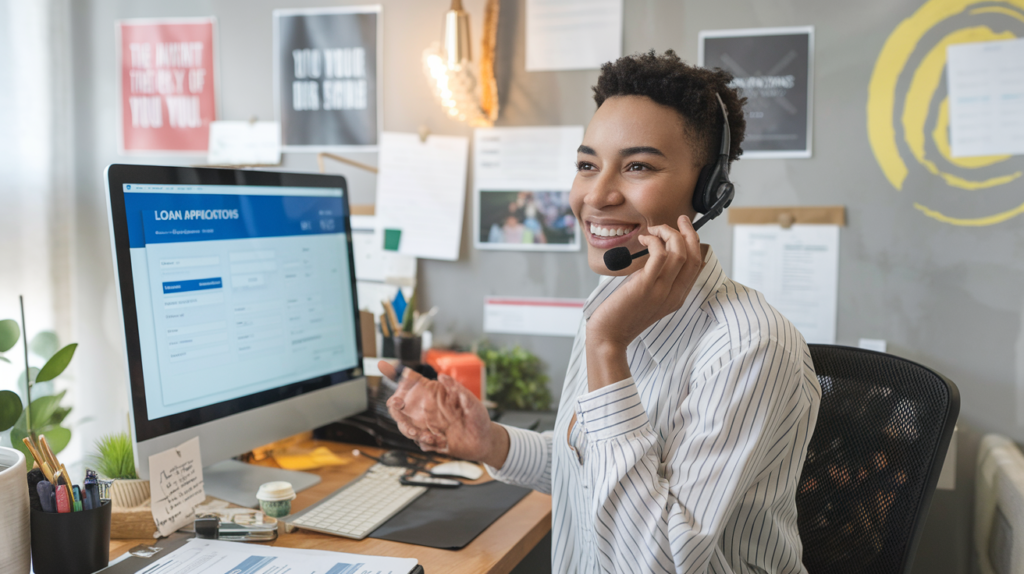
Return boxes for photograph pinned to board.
[273,6,381,151]
[699,26,813,158]
[474,126,583,252]
[116,17,218,155]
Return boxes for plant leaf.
[28,391,66,428]
[0,355,9,363]
[11,427,35,470]
[0,390,24,432]
[0,319,20,352]
[36,343,77,383]
[38,426,72,456]
[30,331,60,360]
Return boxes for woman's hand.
[380,361,510,468]
[585,215,704,390]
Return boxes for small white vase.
[0,446,31,573]
[111,478,151,508]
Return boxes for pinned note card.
[207,121,282,165]
[149,437,206,537]
[375,132,469,261]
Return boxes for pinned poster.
[273,6,381,151]
[117,18,218,154]
[699,27,813,158]
[947,38,1024,158]
[526,0,623,72]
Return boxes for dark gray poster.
[699,27,813,158]
[273,6,380,150]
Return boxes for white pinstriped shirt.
[488,247,821,573]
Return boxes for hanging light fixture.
[423,0,499,127]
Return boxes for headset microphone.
[604,93,735,272]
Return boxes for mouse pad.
[370,481,531,549]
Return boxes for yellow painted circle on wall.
[867,0,1024,226]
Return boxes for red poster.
[117,18,217,153]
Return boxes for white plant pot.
[111,477,151,508]
[0,446,31,573]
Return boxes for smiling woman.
[380,50,822,574]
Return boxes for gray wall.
[68,1,1024,572]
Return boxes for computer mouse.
[381,450,414,467]
[430,460,483,480]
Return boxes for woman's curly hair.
[592,50,746,167]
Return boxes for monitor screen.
[107,166,363,444]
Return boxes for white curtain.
[0,0,78,457]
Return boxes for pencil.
[21,437,55,483]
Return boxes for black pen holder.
[393,334,422,366]
[31,500,112,574]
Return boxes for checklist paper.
[947,38,1024,157]
[375,132,469,261]
[526,0,623,71]
[137,539,418,574]
[149,436,206,537]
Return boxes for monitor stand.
[204,459,321,508]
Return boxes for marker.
[55,485,71,513]
[84,470,100,510]
[37,481,55,513]
[72,485,83,512]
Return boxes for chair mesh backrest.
[796,345,958,574]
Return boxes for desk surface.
[109,440,552,574]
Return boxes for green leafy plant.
[91,432,138,479]
[0,296,78,469]
[478,342,551,411]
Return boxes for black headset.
[603,92,737,271]
[691,92,735,221]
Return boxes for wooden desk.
[109,441,552,574]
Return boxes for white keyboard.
[285,464,426,540]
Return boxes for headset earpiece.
[691,93,733,216]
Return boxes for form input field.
[166,321,226,336]
[230,261,277,274]
[233,300,281,314]
[160,256,220,269]
[163,292,224,309]
[229,250,275,262]
[231,274,266,288]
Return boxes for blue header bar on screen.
[123,192,348,248]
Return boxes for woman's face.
[571,95,702,276]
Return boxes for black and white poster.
[699,26,813,158]
[273,6,381,151]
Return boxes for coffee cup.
[256,481,296,518]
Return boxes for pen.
[39,435,72,490]
[84,470,99,510]
[73,485,83,512]
[55,485,71,513]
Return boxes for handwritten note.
[149,436,206,537]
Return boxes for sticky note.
[383,228,402,251]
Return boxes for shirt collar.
[583,246,727,361]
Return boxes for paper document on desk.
[149,437,206,537]
[141,538,419,574]
[732,224,839,345]
[375,132,469,261]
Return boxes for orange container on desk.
[424,349,486,400]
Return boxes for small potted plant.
[477,342,552,412]
[92,432,150,508]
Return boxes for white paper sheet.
[947,38,1024,158]
[141,538,417,574]
[483,296,584,337]
[207,121,282,165]
[732,224,840,345]
[375,132,469,261]
[350,214,417,283]
[526,0,623,71]
[149,436,206,537]
[474,126,583,252]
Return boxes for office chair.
[796,345,960,574]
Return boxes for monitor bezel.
[105,164,364,443]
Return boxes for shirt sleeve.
[484,424,553,494]
[573,337,811,574]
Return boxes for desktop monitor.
[105,164,367,506]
